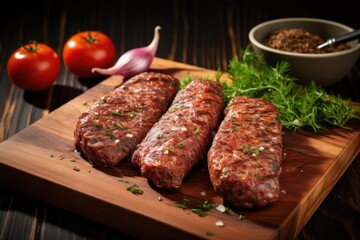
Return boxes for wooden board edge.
[290,131,360,239]
[0,163,203,240]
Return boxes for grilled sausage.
[207,96,283,208]
[131,80,224,190]
[74,72,179,167]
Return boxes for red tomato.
[62,31,116,79]
[7,42,60,92]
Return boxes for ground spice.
[262,28,350,53]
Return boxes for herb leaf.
[179,73,193,89]
[127,184,144,195]
[191,208,206,217]
[177,198,190,209]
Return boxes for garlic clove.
[91,26,161,78]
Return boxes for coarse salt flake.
[215,221,224,227]
[180,125,187,131]
[114,139,120,143]
[170,126,179,131]
[164,150,169,155]
[281,190,287,194]
[74,149,81,154]
[200,191,206,197]
[216,204,226,213]
[126,133,133,138]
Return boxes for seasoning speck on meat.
[74,72,179,167]
[132,80,224,190]
[208,96,283,208]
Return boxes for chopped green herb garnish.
[112,110,124,116]
[195,127,201,135]
[60,155,65,160]
[191,208,206,217]
[104,128,113,135]
[118,179,130,184]
[177,198,190,209]
[239,214,246,221]
[253,146,265,155]
[99,97,107,103]
[176,198,232,218]
[127,184,144,195]
[115,123,125,130]
[222,168,231,175]
[176,141,185,148]
[201,200,215,209]
[243,144,251,155]
[243,144,265,156]
[179,73,193,89]
[165,148,174,154]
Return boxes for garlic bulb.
[91,26,161,78]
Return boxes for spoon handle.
[317,29,360,49]
[334,28,360,44]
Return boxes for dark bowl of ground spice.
[249,18,360,87]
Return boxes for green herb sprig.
[218,47,360,132]
[180,46,360,132]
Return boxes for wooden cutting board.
[0,58,359,240]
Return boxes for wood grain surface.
[1,0,360,239]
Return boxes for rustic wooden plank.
[0,58,359,240]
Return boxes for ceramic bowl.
[249,17,360,87]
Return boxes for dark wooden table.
[1,0,359,239]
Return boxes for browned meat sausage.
[131,80,224,190]
[74,72,179,167]
[207,96,283,208]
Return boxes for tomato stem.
[22,40,39,52]
[84,32,98,44]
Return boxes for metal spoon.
[317,28,360,49]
